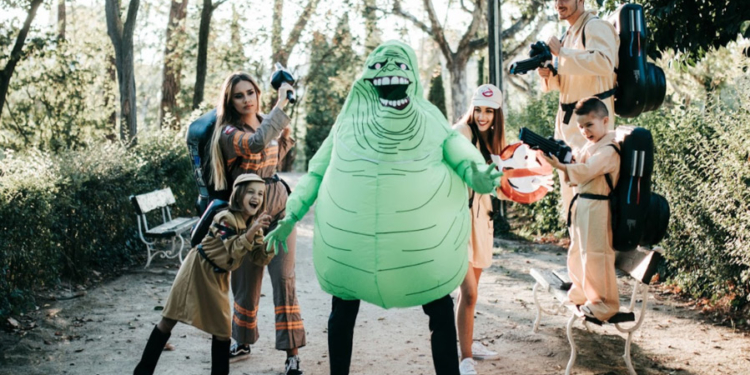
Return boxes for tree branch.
[501,0,544,40]
[468,37,488,50]
[122,0,141,45]
[390,0,432,35]
[285,0,321,54]
[212,0,228,11]
[105,0,123,49]
[456,0,483,54]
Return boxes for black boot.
[134,325,171,375]
[211,337,231,375]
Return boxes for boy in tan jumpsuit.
[538,0,619,219]
[541,97,620,321]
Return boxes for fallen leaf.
[7,317,19,329]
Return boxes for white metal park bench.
[530,246,663,375]
[130,188,199,268]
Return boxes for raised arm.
[228,107,291,155]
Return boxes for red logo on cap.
[481,88,493,97]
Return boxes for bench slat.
[131,188,176,215]
[145,217,199,238]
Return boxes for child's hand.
[540,153,564,170]
[248,213,272,235]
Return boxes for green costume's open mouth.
[367,76,411,110]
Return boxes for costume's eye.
[398,63,410,70]
[368,61,387,70]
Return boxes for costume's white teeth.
[380,98,387,105]
[372,76,410,86]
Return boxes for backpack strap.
[604,143,620,193]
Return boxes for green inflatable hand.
[265,215,297,255]
[466,161,503,194]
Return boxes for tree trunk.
[0,0,44,119]
[105,0,140,144]
[449,58,469,123]
[159,0,188,127]
[57,0,66,41]
[193,0,214,109]
[106,54,118,139]
[362,0,381,54]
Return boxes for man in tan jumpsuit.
[538,0,619,219]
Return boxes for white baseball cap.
[471,84,503,109]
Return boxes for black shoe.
[229,342,251,362]
[134,325,171,375]
[211,338,231,375]
[285,355,303,375]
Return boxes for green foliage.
[506,91,566,237]
[640,79,750,305]
[427,72,447,118]
[0,130,197,318]
[303,17,359,166]
[1,38,115,151]
[600,0,750,63]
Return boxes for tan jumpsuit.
[564,131,620,321]
[541,10,619,219]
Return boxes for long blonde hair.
[210,72,262,190]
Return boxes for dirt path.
[2,173,749,375]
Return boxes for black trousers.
[327,294,459,375]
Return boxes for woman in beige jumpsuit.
[452,84,506,375]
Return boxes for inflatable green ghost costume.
[267,40,501,308]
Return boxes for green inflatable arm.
[443,130,503,194]
[266,132,334,253]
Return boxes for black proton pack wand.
[509,41,558,76]
[271,63,296,104]
[519,127,573,164]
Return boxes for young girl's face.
[231,80,259,118]
[473,106,495,132]
[241,181,266,216]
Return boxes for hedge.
[0,130,197,318]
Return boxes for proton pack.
[598,3,666,118]
[557,3,666,123]
[186,109,230,214]
[605,126,669,252]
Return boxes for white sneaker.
[459,358,478,375]
[471,342,499,360]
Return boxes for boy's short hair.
[574,97,609,118]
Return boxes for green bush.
[642,85,750,306]
[0,130,197,318]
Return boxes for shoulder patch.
[224,125,236,135]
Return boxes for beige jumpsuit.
[563,131,620,321]
[162,210,264,338]
[541,10,619,218]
